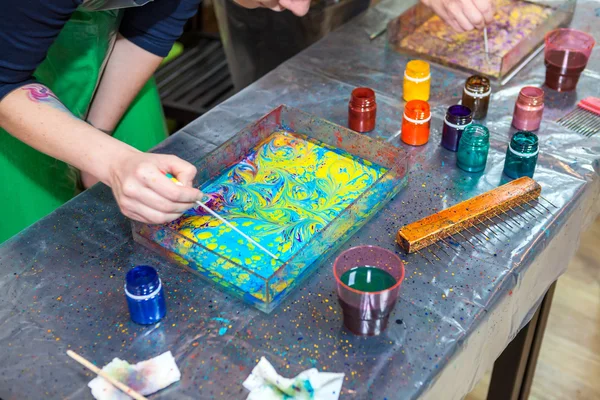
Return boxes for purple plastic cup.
[333,246,405,336]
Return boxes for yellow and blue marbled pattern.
[166,131,386,284]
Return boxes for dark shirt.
[0,0,200,101]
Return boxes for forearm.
[86,34,163,132]
[0,83,138,184]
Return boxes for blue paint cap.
[125,265,167,325]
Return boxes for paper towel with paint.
[243,357,344,400]
[88,351,180,400]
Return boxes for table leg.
[486,282,557,400]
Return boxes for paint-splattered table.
[0,1,598,399]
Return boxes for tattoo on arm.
[21,84,74,116]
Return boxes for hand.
[421,0,495,32]
[234,0,311,17]
[106,150,202,224]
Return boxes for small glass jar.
[461,75,491,120]
[125,265,166,325]
[403,60,431,102]
[457,124,490,173]
[348,87,377,133]
[512,87,544,131]
[503,131,539,179]
[401,100,431,146]
[441,105,473,152]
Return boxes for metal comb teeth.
[397,178,559,265]
[409,201,550,264]
[557,98,600,137]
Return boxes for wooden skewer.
[165,173,279,260]
[483,26,490,63]
[67,350,148,400]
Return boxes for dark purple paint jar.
[441,105,473,152]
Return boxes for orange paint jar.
[401,100,431,146]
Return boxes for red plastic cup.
[544,28,595,92]
[333,246,405,336]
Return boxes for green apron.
[0,9,168,244]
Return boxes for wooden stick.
[67,350,148,400]
[483,26,490,56]
[165,173,279,260]
[397,177,542,253]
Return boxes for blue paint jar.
[503,131,539,179]
[441,105,473,152]
[125,266,166,325]
[457,124,490,173]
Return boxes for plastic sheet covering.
[0,0,599,398]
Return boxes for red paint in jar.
[401,100,431,146]
[512,87,544,131]
[348,87,377,133]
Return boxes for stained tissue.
[397,0,554,77]
[87,351,180,400]
[166,131,386,290]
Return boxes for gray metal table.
[0,1,599,399]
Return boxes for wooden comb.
[397,177,543,253]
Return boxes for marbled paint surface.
[397,0,554,77]
[164,131,387,297]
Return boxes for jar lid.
[126,265,160,296]
[510,131,539,154]
[464,75,491,95]
[350,87,376,107]
[446,104,472,118]
[462,123,489,146]
[445,105,472,127]
[518,87,544,106]
[405,60,430,80]
[404,100,431,121]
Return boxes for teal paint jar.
[503,131,539,179]
[457,124,490,173]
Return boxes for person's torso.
[79,0,152,11]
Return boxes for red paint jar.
[348,87,377,133]
[401,100,431,146]
[512,87,544,131]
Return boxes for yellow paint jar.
[403,60,431,102]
